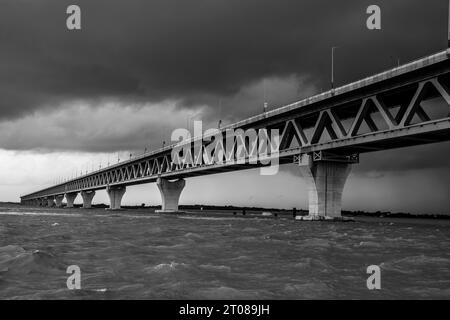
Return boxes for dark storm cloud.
[0,0,446,120]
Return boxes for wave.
[178,216,264,222]
[228,255,251,261]
[0,245,65,276]
[144,261,188,273]
[381,255,450,274]
[405,286,450,298]
[193,286,263,299]
[184,232,204,239]
[357,241,383,248]
[234,236,259,242]
[283,282,332,299]
[147,243,186,250]
[0,211,82,217]
[199,264,231,272]
[294,257,334,272]
[121,215,160,219]
[298,238,331,249]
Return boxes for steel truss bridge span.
[21,49,450,217]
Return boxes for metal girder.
[21,54,450,201]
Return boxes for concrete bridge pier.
[298,154,354,220]
[156,178,185,213]
[65,192,78,208]
[46,197,55,207]
[107,186,126,210]
[55,195,64,207]
[81,190,95,209]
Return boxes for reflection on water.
[0,206,449,299]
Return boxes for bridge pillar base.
[156,178,185,212]
[55,195,64,207]
[47,197,55,207]
[81,190,95,209]
[65,192,78,208]
[298,155,353,218]
[107,186,126,210]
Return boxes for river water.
[0,206,449,299]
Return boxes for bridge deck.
[21,49,450,200]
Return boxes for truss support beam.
[298,154,353,218]
[107,186,126,210]
[65,192,78,208]
[81,190,95,209]
[156,178,185,213]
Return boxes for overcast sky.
[1,0,450,214]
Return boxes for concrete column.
[156,178,185,212]
[299,156,352,218]
[107,186,126,210]
[47,197,55,207]
[55,195,64,207]
[65,192,78,208]
[80,190,95,209]
[106,186,127,210]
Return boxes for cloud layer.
[0,0,446,122]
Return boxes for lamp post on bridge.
[448,0,450,47]
[331,46,338,91]
[263,79,268,113]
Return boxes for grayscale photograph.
[0,0,450,307]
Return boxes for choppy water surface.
[1,206,449,299]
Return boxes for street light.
[263,79,268,113]
[331,46,338,90]
[448,0,450,47]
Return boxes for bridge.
[20,49,450,219]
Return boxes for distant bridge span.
[21,49,450,218]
